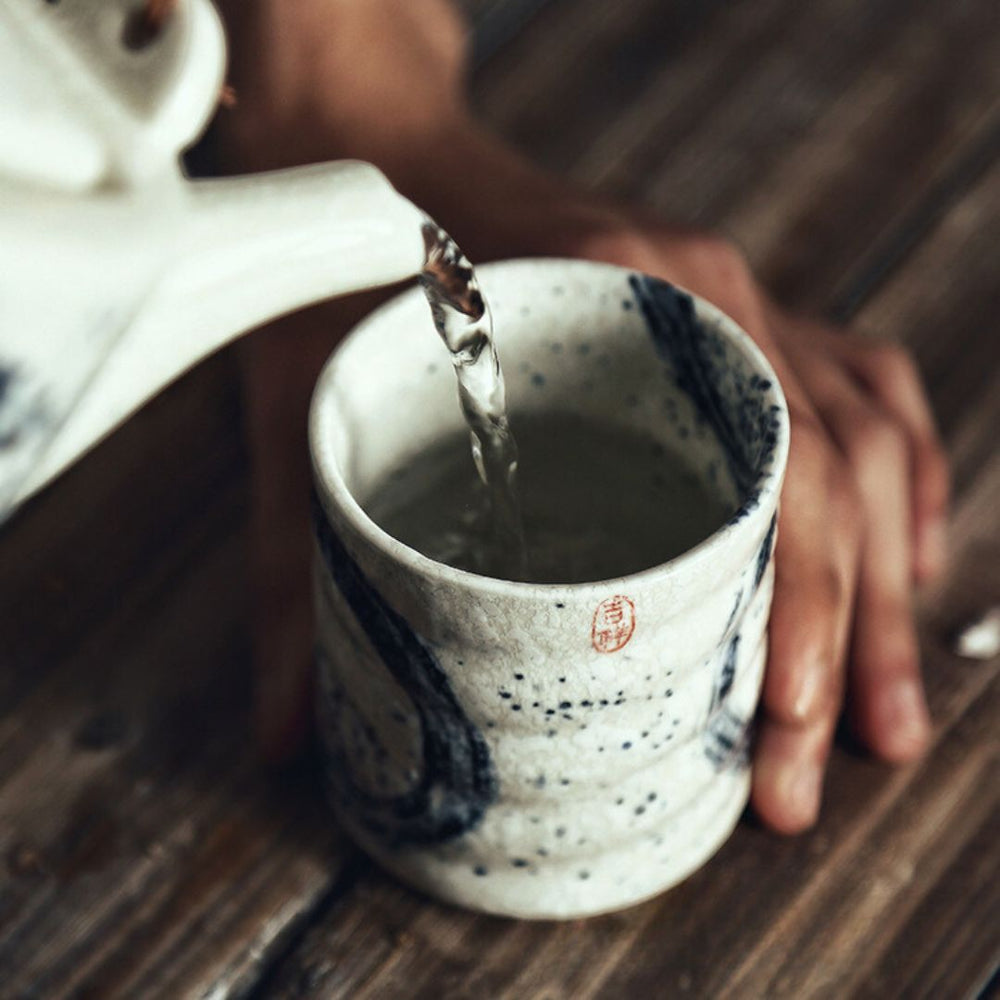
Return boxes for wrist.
[381,123,625,262]
[213,0,471,169]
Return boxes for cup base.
[343,769,750,920]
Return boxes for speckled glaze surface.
[309,259,789,919]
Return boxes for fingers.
[777,326,933,764]
[845,405,930,759]
[832,398,931,760]
[822,392,932,760]
[849,572,931,762]
[753,714,838,835]
[752,416,860,833]
[782,320,950,584]
[834,338,950,583]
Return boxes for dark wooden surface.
[2,0,998,996]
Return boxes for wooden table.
[2,1,998,996]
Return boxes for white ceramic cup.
[309,259,789,919]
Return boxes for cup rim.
[310,257,789,596]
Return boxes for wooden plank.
[0,499,350,997]
[472,0,732,175]
[0,355,355,997]
[721,688,998,998]
[854,166,1000,468]
[829,121,1000,322]
[852,804,1000,1000]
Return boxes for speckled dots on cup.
[309,259,789,919]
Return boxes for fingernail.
[783,762,822,826]
[882,677,931,759]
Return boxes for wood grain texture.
[0,0,997,997]
[0,359,351,998]
[476,0,1000,312]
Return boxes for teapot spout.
[161,160,429,342]
[18,161,428,501]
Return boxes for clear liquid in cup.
[420,222,528,579]
[363,412,731,584]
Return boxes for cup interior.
[311,259,787,573]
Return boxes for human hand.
[215,0,948,833]
[486,203,949,832]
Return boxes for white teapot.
[0,0,427,516]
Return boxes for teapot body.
[0,0,425,516]
[1,174,186,511]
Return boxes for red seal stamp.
[591,595,636,654]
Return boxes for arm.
[215,0,948,833]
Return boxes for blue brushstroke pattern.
[629,275,781,520]
[704,635,752,771]
[754,514,778,591]
[313,493,498,847]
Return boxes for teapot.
[0,0,427,517]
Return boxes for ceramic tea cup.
[309,258,789,919]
